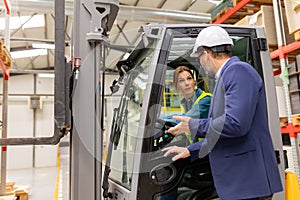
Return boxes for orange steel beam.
[213,0,252,24]
[271,41,300,60]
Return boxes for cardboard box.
[292,114,300,125]
[0,196,15,200]
[289,56,300,115]
[283,0,300,34]
[288,62,298,74]
[234,15,251,26]
[289,75,299,91]
[288,62,299,91]
[290,92,300,114]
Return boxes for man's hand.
[165,116,191,136]
[162,146,191,161]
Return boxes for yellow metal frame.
[286,171,300,200]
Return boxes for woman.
[158,66,213,200]
[173,66,211,120]
[173,66,211,142]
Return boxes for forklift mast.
[71,0,119,200]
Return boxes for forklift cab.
[103,24,285,200]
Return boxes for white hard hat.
[190,26,234,57]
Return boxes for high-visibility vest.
[181,91,212,143]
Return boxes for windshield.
[153,34,253,151]
[107,38,156,189]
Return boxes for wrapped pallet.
[234,15,251,26]
[288,57,300,115]
[276,86,288,117]
[283,0,300,40]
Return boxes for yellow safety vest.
[180,91,212,143]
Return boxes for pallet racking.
[211,0,300,181]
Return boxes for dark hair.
[173,66,194,90]
[202,45,232,58]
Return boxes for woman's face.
[177,71,195,99]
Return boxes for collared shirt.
[215,58,230,80]
[180,92,198,112]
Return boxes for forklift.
[70,0,286,199]
[97,23,287,199]
[0,0,293,199]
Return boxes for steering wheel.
[153,119,189,150]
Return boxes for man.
[163,26,283,200]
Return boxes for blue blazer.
[187,56,283,199]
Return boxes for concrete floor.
[6,145,69,200]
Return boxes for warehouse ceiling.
[0,0,219,72]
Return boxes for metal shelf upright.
[0,0,11,196]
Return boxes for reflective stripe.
[180,104,185,113]
[181,91,212,143]
[181,91,212,113]
[194,91,212,105]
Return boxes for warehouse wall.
[0,74,57,169]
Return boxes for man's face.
[197,48,215,78]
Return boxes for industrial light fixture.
[208,0,222,5]
[38,73,55,78]
[0,14,45,30]
[32,43,55,50]
[10,49,47,59]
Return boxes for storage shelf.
[211,0,300,59]
[289,89,300,94]
[212,0,300,77]
[288,71,300,76]
[211,0,300,139]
